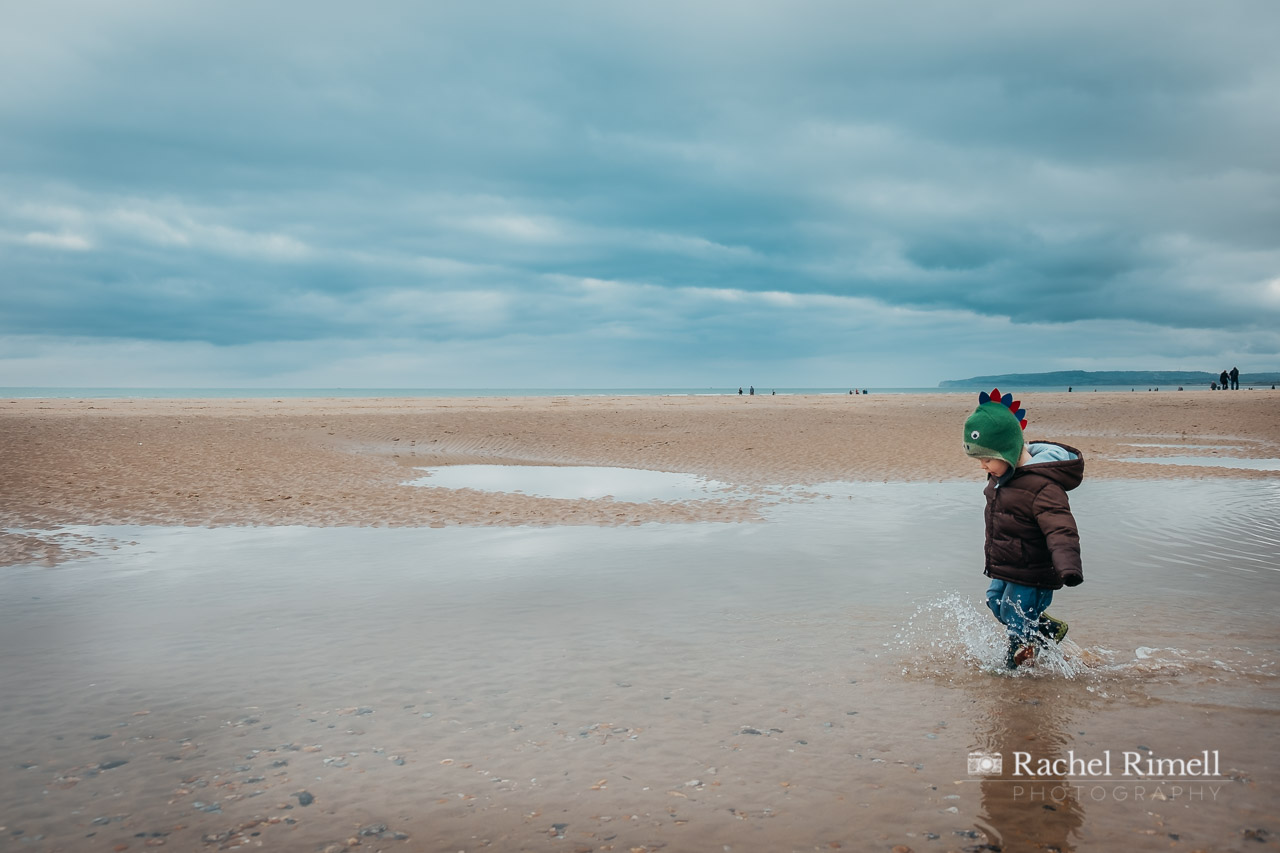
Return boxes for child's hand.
[1061,568,1083,587]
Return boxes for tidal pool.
[1120,443,1237,449]
[408,463,743,501]
[1121,455,1280,470]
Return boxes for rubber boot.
[1006,636,1036,669]
[1037,614,1069,644]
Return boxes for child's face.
[978,457,1010,477]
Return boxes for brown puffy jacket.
[983,442,1084,590]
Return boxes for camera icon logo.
[968,751,1003,776]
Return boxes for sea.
[0,384,1161,399]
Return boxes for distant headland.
[939,370,1280,388]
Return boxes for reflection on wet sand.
[972,681,1086,853]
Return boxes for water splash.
[892,593,1279,698]
[894,592,1103,680]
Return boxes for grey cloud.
[1,0,1278,384]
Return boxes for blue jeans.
[986,579,1053,641]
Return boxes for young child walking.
[963,389,1084,669]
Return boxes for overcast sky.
[2,0,1277,388]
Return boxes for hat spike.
[976,387,1029,430]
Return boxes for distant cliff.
[938,370,1280,388]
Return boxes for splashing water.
[893,594,1277,692]
[894,592,1105,680]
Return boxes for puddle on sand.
[407,464,743,501]
[1120,455,1280,471]
[1120,443,1242,449]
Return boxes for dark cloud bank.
[2,0,1277,386]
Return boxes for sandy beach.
[3,391,1279,564]
[1,391,1278,852]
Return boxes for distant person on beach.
[1220,370,1230,390]
[963,389,1084,670]
[1230,367,1239,390]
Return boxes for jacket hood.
[1010,441,1084,491]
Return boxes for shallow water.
[1120,443,1237,449]
[1,480,1277,851]
[1119,455,1280,471]
[408,464,743,502]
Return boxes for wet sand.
[1,392,1278,852]
[3,391,1279,565]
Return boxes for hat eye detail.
[970,430,981,440]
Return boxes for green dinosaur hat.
[963,388,1028,469]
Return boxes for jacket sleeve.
[1032,483,1083,586]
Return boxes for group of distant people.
[736,386,866,396]
[1212,367,1240,390]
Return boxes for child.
[963,389,1084,669]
